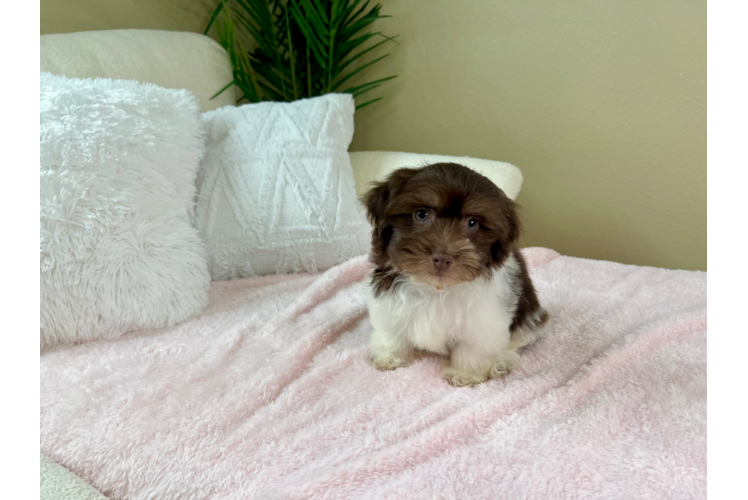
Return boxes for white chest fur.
[366,256,520,356]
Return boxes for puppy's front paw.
[488,351,522,378]
[371,354,410,371]
[442,367,488,388]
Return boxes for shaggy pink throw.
[40,248,707,499]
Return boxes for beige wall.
[351,0,706,271]
[41,0,706,271]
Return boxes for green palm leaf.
[206,0,397,107]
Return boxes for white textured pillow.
[195,94,370,280]
[40,72,211,350]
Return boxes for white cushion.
[349,151,524,200]
[195,94,370,280]
[40,29,235,112]
[40,73,211,350]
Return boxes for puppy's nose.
[432,253,454,271]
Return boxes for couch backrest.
[39,29,523,199]
[40,29,236,112]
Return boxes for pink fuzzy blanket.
[40,248,707,499]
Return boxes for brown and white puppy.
[361,163,547,387]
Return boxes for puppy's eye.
[414,209,429,222]
[466,217,479,231]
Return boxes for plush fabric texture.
[349,150,524,200]
[41,453,106,500]
[40,72,211,350]
[40,247,706,499]
[195,93,370,280]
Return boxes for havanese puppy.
[361,163,547,387]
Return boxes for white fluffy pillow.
[195,94,370,280]
[40,72,211,350]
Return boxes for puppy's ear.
[360,167,420,229]
[361,181,390,229]
[491,198,522,264]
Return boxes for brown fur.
[509,248,549,333]
[361,162,546,336]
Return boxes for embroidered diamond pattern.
[195,94,370,280]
